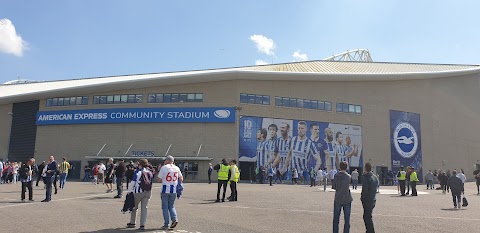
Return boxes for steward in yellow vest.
[397,166,407,196]
[214,159,230,202]
[228,160,240,201]
[409,167,419,196]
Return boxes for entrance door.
[375,166,388,185]
[69,161,82,179]
[239,162,255,181]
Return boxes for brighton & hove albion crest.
[393,122,418,158]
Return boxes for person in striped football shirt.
[264,124,278,168]
[271,122,291,177]
[282,121,322,174]
[158,155,183,230]
[256,128,268,169]
[127,159,153,230]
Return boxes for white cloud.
[292,50,308,61]
[0,18,28,57]
[255,60,269,65]
[249,34,276,55]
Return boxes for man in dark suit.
[42,155,58,202]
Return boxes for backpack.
[462,196,468,207]
[139,171,152,191]
[18,166,27,179]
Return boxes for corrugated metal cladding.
[8,100,39,162]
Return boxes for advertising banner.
[390,110,422,181]
[239,116,362,175]
[36,107,235,125]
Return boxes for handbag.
[462,196,468,207]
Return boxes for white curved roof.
[1,60,479,104]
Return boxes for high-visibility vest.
[231,165,240,182]
[218,164,230,181]
[410,171,419,182]
[398,171,406,181]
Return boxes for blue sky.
[1,1,479,83]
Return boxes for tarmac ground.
[0,180,479,233]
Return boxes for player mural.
[239,116,363,178]
[390,110,422,182]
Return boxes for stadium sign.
[36,107,236,125]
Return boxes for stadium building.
[1,60,480,182]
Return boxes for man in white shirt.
[457,169,467,194]
[456,169,466,183]
[97,162,106,184]
[158,155,183,230]
[127,158,153,230]
[316,168,324,186]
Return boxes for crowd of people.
[2,156,479,232]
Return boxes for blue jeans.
[333,202,351,233]
[82,172,90,182]
[59,173,68,188]
[352,180,358,189]
[161,193,177,226]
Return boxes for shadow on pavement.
[191,199,223,205]
[78,228,139,233]
[88,196,116,200]
[79,227,177,233]
[440,208,466,211]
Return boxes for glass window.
[240,94,248,103]
[179,94,187,103]
[317,101,324,110]
[163,94,171,103]
[247,94,255,104]
[289,98,297,107]
[93,96,99,104]
[70,97,76,105]
[282,97,289,107]
[52,98,58,106]
[349,104,355,113]
[75,97,82,105]
[106,95,114,104]
[195,93,203,102]
[148,94,156,103]
[121,95,128,103]
[336,103,343,112]
[304,99,310,109]
[187,94,196,102]
[128,94,136,103]
[310,100,318,109]
[262,95,270,105]
[254,95,262,104]
[135,94,143,103]
[46,99,53,107]
[81,97,88,105]
[325,102,332,111]
[113,95,120,104]
[171,94,179,102]
[275,97,282,106]
[297,99,304,108]
[57,98,64,106]
[355,105,362,114]
[63,98,70,106]
[342,103,349,112]
[155,94,163,103]
[99,96,107,104]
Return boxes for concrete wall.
[31,73,480,180]
[0,104,13,160]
